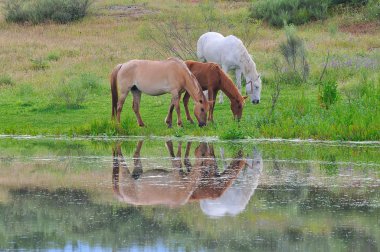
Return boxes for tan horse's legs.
[165,93,182,128]
[183,92,194,124]
[116,91,129,123]
[131,140,144,179]
[131,90,145,127]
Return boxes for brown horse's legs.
[131,90,145,127]
[208,89,217,122]
[183,92,194,124]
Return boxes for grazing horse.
[110,57,209,128]
[197,32,262,104]
[184,60,248,122]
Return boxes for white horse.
[197,32,262,104]
[199,148,263,217]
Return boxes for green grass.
[0,0,379,140]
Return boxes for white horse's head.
[246,74,262,104]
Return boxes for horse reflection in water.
[112,141,263,217]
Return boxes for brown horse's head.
[231,96,248,120]
[194,98,209,127]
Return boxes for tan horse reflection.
[112,141,205,207]
[112,141,260,212]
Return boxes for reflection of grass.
[320,154,339,175]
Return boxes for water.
[0,137,379,251]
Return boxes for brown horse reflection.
[112,141,262,215]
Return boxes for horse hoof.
[167,124,172,128]
[139,123,145,127]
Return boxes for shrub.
[318,77,339,109]
[366,0,380,21]
[0,75,14,86]
[250,0,330,27]
[55,79,88,109]
[47,51,60,61]
[220,126,245,140]
[4,0,92,24]
[53,73,102,109]
[279,25,309,82]
[30,58,49,70]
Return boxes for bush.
[53,73,101,109]
[279,25,309,82]
[318,77,339,109]
[0,75,14,86]
[4,0,92,24]
[30,58,49,70]
[366,0,380,21]
[250,0,330,27]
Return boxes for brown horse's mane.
[214,64,244,103]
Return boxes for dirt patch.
[100,5,158,18]
[339,21,380,34]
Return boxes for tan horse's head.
[230,96,248,121]
[193,98,209,127]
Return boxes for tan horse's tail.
[110,64,123,119]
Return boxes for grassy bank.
[0,0,379,140]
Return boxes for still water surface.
[0,137,379,251]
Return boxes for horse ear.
[243,96,248,100]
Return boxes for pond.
[0,136,379,251]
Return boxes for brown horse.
[183,60,248,122]
[110,58,209,128]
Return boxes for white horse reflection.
[199,149,263,218]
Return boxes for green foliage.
[318,77,339,109]
[250,0,330,27]
[4,0,92,24]
[220,125,245,140]
[30,57,49,70]
[0,75,14,86]
[365,0,380,20]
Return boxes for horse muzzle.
[198,122,206,127]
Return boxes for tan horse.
[183,60,248,122]
[112,141,205,207]
[110,58,209,127]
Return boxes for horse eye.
[238,105,241,109]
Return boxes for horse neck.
[219,69,243,103]
[240,50,259,79]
